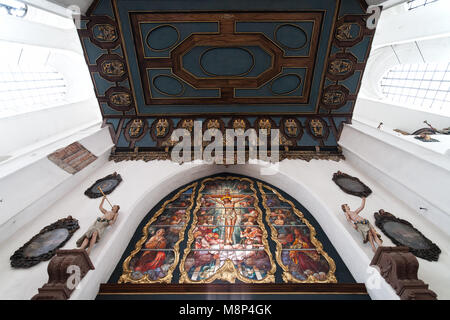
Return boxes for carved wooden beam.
[370,246,437,300]
[32,249,95,300]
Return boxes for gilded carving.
[181,119,194,133]
[206,119,221,130]
[155,118,170,137]
[93,24,117,42]
[109,92,131,107]
[109,150,345,163]
[101,60,125,77]
[309,119,324,137]
[336,24,355,41]
[284,118,299,137]
[322,90,346,105]
[280,134,295,146]
[129,119,144,138]
[258,118,271,133]
[232,119,246,130]
[329,59,352,75]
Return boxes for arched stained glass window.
[109,174,355,285]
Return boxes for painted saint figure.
[134,228,167,272]
[76,196,119,255]
[205,190,251,245]
[341,197,383,252]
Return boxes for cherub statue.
[341,197,382,253]
[76,196,119,255]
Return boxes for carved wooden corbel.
[32,249,95,300]
[370,246,437,300]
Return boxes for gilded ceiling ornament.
[94,24,117,42]
[258,118,271,131]
[101,60,125,76]
[322,90,346,105]
[309,119,324,137]
[155,118,170,137]
[280,134,295,146]
[206,119,221,130]
[336,23,354,41]
[129,119,144,138]
[233,119,246,130]
[329,59,352,75]
[110,92,131,106]
[284,118,299,137]
[181,119,194,132]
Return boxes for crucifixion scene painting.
[117,176,338,285]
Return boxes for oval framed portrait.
[10,216,80,268]
[332,171,372,198]
[374,210,441,262]
[84,172,122,199]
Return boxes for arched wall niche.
[67,162,398,300]
[106,173,355,286]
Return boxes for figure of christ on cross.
[204,190,252,245]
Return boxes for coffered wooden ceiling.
[79,0,376,161]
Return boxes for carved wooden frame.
[84,172,123,199]
[332,171,372,198]
[374,210,441,262]
[10,216,80,268]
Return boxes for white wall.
[373,1,450,48]
[0,125,114,244]
[0,98,101,157]
[340,121,450,233]
[354,97,450,135]
[0,157,448,300]
[0,7,102,159]
[47,0,94,14]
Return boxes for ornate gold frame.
[179,176,276,284]
[118,182,197,284]
[257,182,337,283]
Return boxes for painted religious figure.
[260,185,334,282]
[76,196,119,255]
[341,197,382,252]
[120,186,195,283]
[204,190,252,245]
[181,178,275,283]
[134,228,167,273]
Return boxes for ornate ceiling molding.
[79,0,377,161]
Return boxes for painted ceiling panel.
[78,0,376,160]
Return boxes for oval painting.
[23,228,69,257]
[383,221,431,250]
